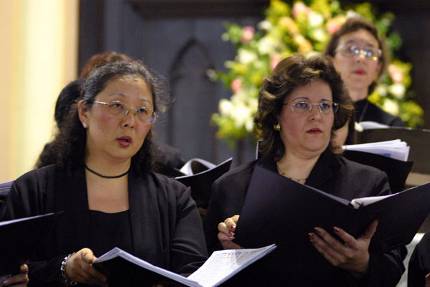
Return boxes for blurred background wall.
[0,0,78,181]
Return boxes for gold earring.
[273,123,280,131]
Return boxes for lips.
[353,68,366,75]
[117,136,133,148]
[307,128,322,134]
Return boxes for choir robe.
[5,164,208,286]
[204,149,406,287]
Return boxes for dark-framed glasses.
[337,44,381,62]
[93,100,157,124]
[284,99,339,114]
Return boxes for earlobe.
[77,100,89,128]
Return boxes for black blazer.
[355,99,405,126]
[5,164,207,286]
[204,150,406,287]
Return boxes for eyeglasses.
[284,99,339,114]
[336,44,381,62]
[93,100,157,124]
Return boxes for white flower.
[231,104,252,128]
[308,11,324,27]
[258,20,272,31]
[311,28,327,42]
[388,83,406,99]
[383,99,399,115]
[257,36,277,55]
[346,10,360,19]
[375,85,387,96]
[237,49,257,64]
[219,99,233,116]
[245,118,254,132]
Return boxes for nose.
[354,51,366,62]
[121,109,136,128]
[309,104,322,120]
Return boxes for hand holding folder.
[235,166,430,253]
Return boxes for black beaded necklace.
[85,164,130,179]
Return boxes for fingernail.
[314,227,322,234]
[333,226,341,233]
[308,233,314,240]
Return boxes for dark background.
[78,0,430,165]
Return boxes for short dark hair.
[324,17,388,94]
[255,54,353,159]
[48,60,169,176]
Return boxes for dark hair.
[49,60,168,176]
[255,54,353,159]
[54,80,82,129]
[80,51,133,79]
[324,17,388,94]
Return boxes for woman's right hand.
[65,248,108,286]
[217,215,241,249]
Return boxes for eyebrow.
[108,93,153,104]
[291,97,332,102]
[344,39,377,48]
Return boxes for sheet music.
[95,244,276,287]
[95,248,200,287]
[188,245,276,287]
[180,158,216,176]
[350,194,395,209]
[343,139,410,161]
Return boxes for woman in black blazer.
[204,55,405,286]
[5,61,207,286]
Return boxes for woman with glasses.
[325,17,404,127]
[204,55,405,286]
[4,61,207,286]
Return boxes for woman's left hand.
[1,264,29,287]
[309,220,378,276]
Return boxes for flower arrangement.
[211,0,423,146]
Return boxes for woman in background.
[325,17,404,127]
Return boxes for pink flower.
[231,78,242,93]
[270,54,282,70]
[388,64,404,83]
[327,20,340,34]
[326,17,346,35]
[292,2,310,18]
[241,26,255,43]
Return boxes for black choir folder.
[235,166,430,253]
[94,244,276,287]
[0,213,59,275]
[343,150,413,194]
[175,158,232,209]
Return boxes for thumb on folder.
[218,215,242,249]
[66,248,107,287]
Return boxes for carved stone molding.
[128,0,269,18]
